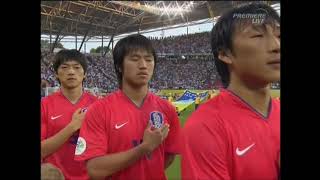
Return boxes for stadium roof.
[41,1,280,38]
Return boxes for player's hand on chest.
[110,108,169,147]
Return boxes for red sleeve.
[164,102,181,154]
[75,100,109,161]
[181,110,231,180]
[41,99,48,141]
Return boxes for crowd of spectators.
[151,32,211,55]
[150,57,218,90]
[41,52,219,92]
[41,32,280,92]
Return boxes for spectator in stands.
[151,32,212,54]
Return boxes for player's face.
[56,60,85,89]
[230,22,280,86]
[122,49,155,88]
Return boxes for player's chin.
[267,75,280,84]
[134,80,149,87]
[64,83,81,89]
[264,69,280,80]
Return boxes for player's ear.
[218,50,233,65]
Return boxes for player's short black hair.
[53,49,88,74]
[211,2,280,87]
[112,34,157,88]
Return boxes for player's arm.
[86,123,170,180]
[86,142,151,180]
[164,153,175,169]
[41,108,86,159]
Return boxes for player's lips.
[137,72,148,76]
[267,59,280,64]
[267,59,280,69]
[67,78,77,80]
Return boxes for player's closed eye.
[251,34,263,38]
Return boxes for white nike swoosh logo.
[115,122,128,129]
[236,143,255,156]
[51,115,63,120]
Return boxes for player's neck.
[60,85,83,104]
[122,83,148,107]
[228,76,271,117]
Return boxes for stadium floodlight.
[271,3,280,15]
[146,1,194,18]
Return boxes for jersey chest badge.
[150,111,164,129]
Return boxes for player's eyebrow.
[129,54,141,58]
[248,22,280,34]
[61,62,80,66]
[252,25,265,31]
[129,53,153,58]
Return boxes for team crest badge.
[150,111,164,129]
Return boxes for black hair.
[211,2,280,87]
[112,34,157,88]
[53,49,88,74]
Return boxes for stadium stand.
[41,31,280,94]
[41,32,222,93]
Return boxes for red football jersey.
[41,91,97,180]
[182,89,280,180]
[75,90,181,180]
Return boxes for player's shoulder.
[83,91,98,99]
[150,92,170,104]
[41,91,60,104]
[188,99,222,119]
[197,91,226,112]
[104,90,122,102]
[85,97,110,117]
[91,90,120,107]
[185,94,225,129]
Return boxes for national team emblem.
[150,111,164,129]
